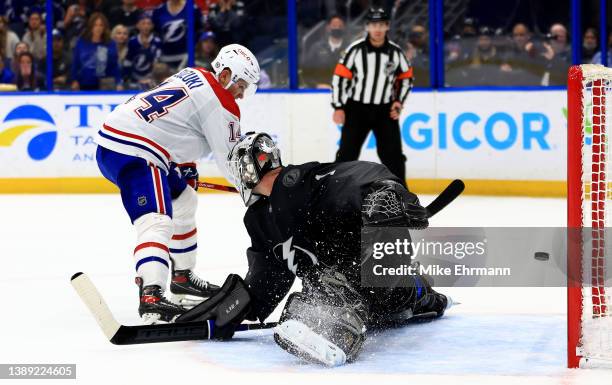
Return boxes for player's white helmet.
[212,44,260,97]
[227,132,282,206]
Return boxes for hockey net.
[567,64,612,368]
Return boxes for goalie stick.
[198,179,465,219]
[424,179,464,218]
[71,272,276,345]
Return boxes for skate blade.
[274,320,346,367]
[141,313,163,325]
[140,313,179,325]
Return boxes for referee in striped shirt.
[332,7,413,184]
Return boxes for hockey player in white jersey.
[95,44,260,324]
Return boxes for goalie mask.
[227,133,282,206]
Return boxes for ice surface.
[1,193,611,384]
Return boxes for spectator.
[109,0,143,34]
[465,26,504,85]
[0,53,15,84]
[2,1,33,37]
[90,0,114,16]
[64,0,89,48]
[447,17,478,67]
[301,15,348,88]
[582,28,598,63]
[15,52,45,91]
[195,31,218,70]
[13,42,30,58]
[208,0,246,47]
[52,29,71,89]
[501,23,549,85]
[152,0,203,71]
[71,13,122,91]
[405,24,429,87]
[0,16,19,61]
[123,14,162,88]
[22,8,46,64]
[592,31,612,67]
[152,61,171,84]
[51,1,66,31]
[112,24,130,64]
[11,41,30,73]
[547,23,571,86]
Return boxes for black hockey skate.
[136,277,186,324]
[169,269,221,307]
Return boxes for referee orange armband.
[397,68,413,80]
[334,64,353,79]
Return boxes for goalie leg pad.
[274,281,367,365]
[175,274,251,340]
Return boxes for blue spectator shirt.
[124,34,162,82]
[591,49,612,67]
[152,2,202,66]
[71,38,121,88]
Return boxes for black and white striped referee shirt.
[331,36,413,108]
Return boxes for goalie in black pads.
[179,132,453,366]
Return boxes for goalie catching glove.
[361,180,428,229]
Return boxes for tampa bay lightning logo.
[273,237,318,274]
[0,104,57,161]
[135,54,153,73]
[162,20,186,43]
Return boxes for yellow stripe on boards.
[0,177,567,197]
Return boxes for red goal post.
[567,64,612,369]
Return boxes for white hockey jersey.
[95,67,241,178]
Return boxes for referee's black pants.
[336,100,406,184]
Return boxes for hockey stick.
[425,179,464,218]
[71,272,276,345]
[197,179,464,218]
[197,181,238,193]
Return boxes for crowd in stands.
[0,0,278,91]
[443,18,576,86]
[299,11,611,88]
[0,1,609,91]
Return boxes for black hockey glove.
[175,274,251,340]
[362,180,428,229]
[178,162,199,190]
[402,190,429,229]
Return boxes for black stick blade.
[425,179,465,218]
[110,321,212,345]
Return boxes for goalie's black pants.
[336,100,406,185]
